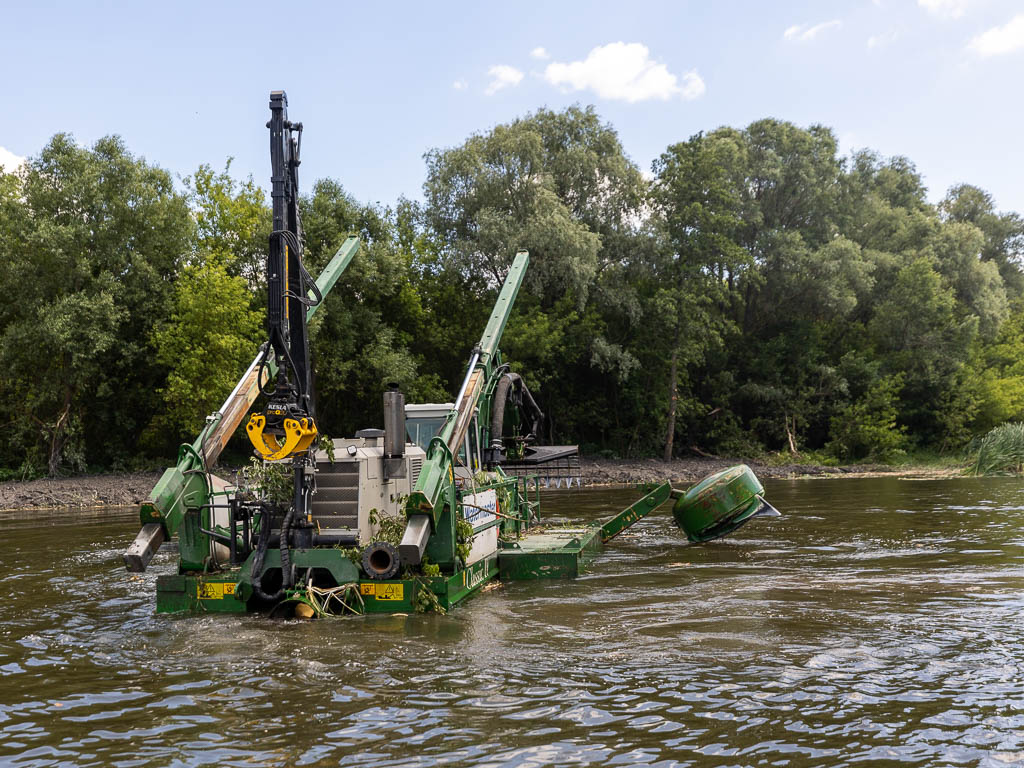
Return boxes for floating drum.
[672,464,779,543]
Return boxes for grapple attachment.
[246,413,318,460]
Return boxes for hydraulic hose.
[518,380,544,438]
[279,505,295,590]
[250,505,295,603]
[489,371,544,448]
[489,370,513,450]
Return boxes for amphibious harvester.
[123,92,778,617]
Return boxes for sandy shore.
[0,457,964,512]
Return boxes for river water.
[3,477,1024,767]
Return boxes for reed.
[969,422,1024,476]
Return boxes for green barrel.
[672,464,766,543]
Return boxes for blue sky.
[3,0,1023,213]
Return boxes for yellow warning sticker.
[359,583,404,600]
[376,583,403,600]
[196,582,236,600]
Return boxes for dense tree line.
[2,107,1023,477]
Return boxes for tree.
[421,106,651,451]
[0,134,191,474]
[827,375,907,461]
[148,263,263,442]
[942,184,1024,297]
[869,257,978,443]
[652,132,747,459]
[299,180,447,438]
[929,220,1007,339]
[423,105,645,307]
[183,161,271,288]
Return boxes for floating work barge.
[124,92,777,618]
[150,479,687,615]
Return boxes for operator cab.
[405,403,483,474]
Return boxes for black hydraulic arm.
[247,90,321,461]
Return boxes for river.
[2,477,1024,767]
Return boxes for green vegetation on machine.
[122,93,780,618]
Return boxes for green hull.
[155,527,609,615]
[153,468,774,617]
[156,554,502,615]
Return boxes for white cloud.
[784,20,842,42]
[452,79,468,91]
[530,46,550,60]
[484,65,523,95]
[968,14,1024,56]
[867,29,899,48]
[0,146,24,173]
[543,42,704,103]
[918,0,972,19]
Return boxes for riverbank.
[0,457,964,511]
[578,456,962,486]
[0,471,163,511]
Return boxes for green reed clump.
[969,422,1024,475]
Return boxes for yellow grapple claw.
[246,413,318,460]
[246,413,279,458]
[293,417,319,454]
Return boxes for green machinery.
[123,92,778,617]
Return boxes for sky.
[3,0,1024,213]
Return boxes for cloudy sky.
[3,0,1023,212]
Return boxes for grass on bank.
[968,422,1024,476]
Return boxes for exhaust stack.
[383,383,406,479]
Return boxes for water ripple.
[4,480,1024,766]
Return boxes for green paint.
[156,574,246,614]
[671,464,764,542]
[498,526,603,580]
[600,481,672,542]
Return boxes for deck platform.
[498,525,603,579]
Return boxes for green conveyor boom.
[399,250,529,564]
[123,236,360,572]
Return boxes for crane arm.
[124,235,360,572]
[399,250,529,564]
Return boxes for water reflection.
[2,478,1024,766]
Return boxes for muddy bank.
[0,471,162,511]
[0,458,963,512]
[577,456,962,486]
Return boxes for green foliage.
[0,134,191,475]
[299,180,447,439]
[455,518,474,563]
[969,422,1024,475]
[424,105,644,308]
[965,301,1024,432]
[238,457,294,507]
[412,579,446,614]
[146,261,262,445]
[368,508,407,547]
[2,109,1023,477]
[827,376,908,461]
[317,433,336,463]
[183,161,271,287]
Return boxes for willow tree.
[422,106,649,449]
[652,131,748,459]
[0,134,191,474]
